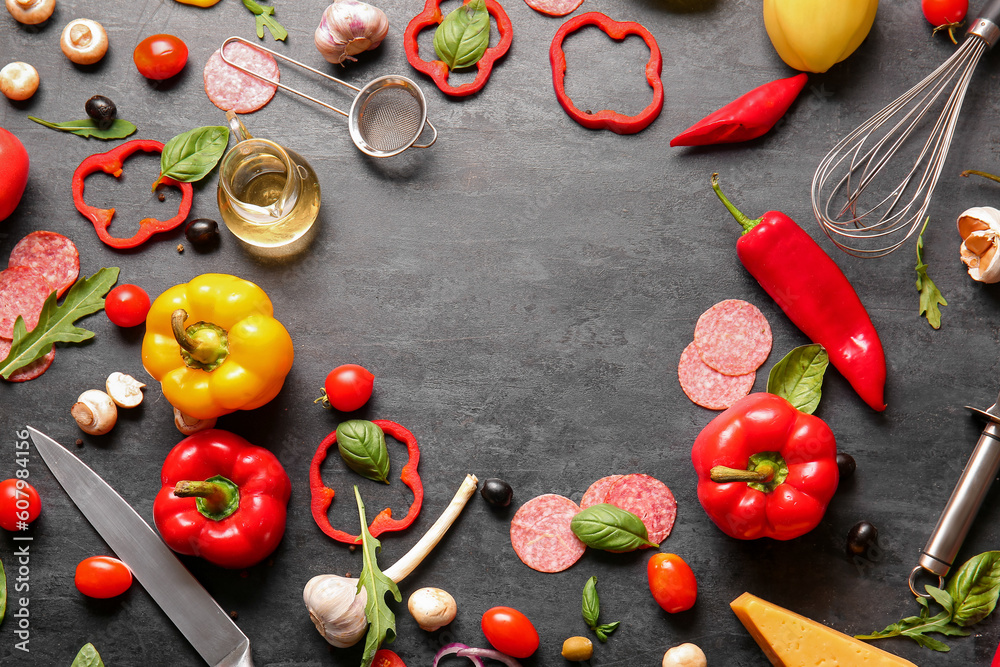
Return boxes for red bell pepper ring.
[671,73,808,147]
[403,0,513,97]
[550,12,664,135]
[72,139,193,250]
[310,419,424,545]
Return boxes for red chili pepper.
[72,139,193,249]
[550,12,663,135]
[691,392,839,540]
[310,419,423,544]
[403,0,512,97]
[152,429,291,569]
[671,73,808,147]
[712,174,887,411]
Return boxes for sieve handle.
[411,120,438,149]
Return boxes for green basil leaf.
[337,420,390,483]
[0,557,6,624]
[433,0,490,71]
[570,503,658,551]
[766,344,829,414]
[28,116,137,140]
[70,643,104,667]
[159,126,230,184]
[582,576,600,629]
[595,621,620,642]
[945,550,1000,626]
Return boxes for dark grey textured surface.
[2,0,1000,665]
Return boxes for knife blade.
[27,426,254,667]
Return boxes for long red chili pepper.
[72,140,193,249]
[310,419,424,544]
[403,0,512,97]
[671,73,808,147]
[550,12,663,135]
[712,174,887,411]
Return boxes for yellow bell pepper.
[174,0,223,6]
[141,274,294,420]
[764,0,878,73]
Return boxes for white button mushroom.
[173,407,217,435]
[662,643,707,667]
[0,62,39,101]
[407,587,457,632]
[105,372,145,408]
[5,0,55,25]
[61,19,108,65]
[72,389,117,436]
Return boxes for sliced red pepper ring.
[549,12,664,135]
[310,419,424,544]
[72,139,194,250]
[403,0,513,97]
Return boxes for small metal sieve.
[220,36,437,158]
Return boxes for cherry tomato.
[105,284,151,328]
[0,128,29,222]
[0,478,40,531]
[647,553,697,613]
[481,606,539,658]
[922,0,968,26]
[74,556,133,598]
[133,34,188,80]
[372,649,406,667]
[321,364,374,411]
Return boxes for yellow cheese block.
[731,593,919,667]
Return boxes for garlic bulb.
[315,0,389,65]
[958,206,1000,283]
[303,575,369,647]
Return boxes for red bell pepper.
[310,419,423,544]
[153,429,291,569]
[72,139,193,249]
[550,13,663,135]
[691,392,839,540]
[712,175,887,411]
[671,73,808,147]
[403,0,512,97]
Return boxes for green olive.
[561,636,593,661]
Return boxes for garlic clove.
[958,206,1000,284]
[303,574,369,647]
[173,407,216,435]
[106,372,145,408]
[957,206,1000,241]
[407,586,457,632]
[72,389,117,435]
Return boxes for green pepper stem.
[173,475,240,521]
[171,309,229,372]
[712,173,763,235]
[960,169,1000,184]
[710,464,775,483]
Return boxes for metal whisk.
[812,0,1000,258]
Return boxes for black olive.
[480,478,513,507]
[85,95,117,130]
[185,218,220,249]
[846,521,878,558]
[836,453,856,481]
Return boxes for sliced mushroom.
[6,0,55,25]
[60,18,108,65]
[958,206,1000,283]
[174,407,216,435]
[72,389,117,435]
[0,62,39,101]
[105,372,145,408]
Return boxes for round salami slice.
[0,338,54,382]
[510,494,586,573]
[693,299,772,376]
[524,0,583,17]
[678,341,754,410]
[204,42,279,114]
[0,266,52,338]
[581,475,624,508]
[8,231,80,298]
[604,473,676,545]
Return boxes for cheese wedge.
[731,593,919,667]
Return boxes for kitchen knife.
[27,426,254,667]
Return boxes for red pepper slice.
[72,139,194,250]
[310,419,424,544]
[404,0,513,97]
[550,12,663,135]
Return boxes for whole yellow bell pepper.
[142,274,294,420]
[764,0,878,73]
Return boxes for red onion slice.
[433,643,486,667]
[457,648,523,667]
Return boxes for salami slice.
[204,42,279,114]
[604,473,676,544]
[581,475,623,508]
[0,338,54,382]
[510,494,586,573]
[693,299,772,376]
[8,231,80,298]
[524,0,583,17]
[678,341,754,410]
[0,266,52,338]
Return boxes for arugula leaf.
[581,576,620,642]
[0,268,119,380]
[433,0,490,70]
[28,116,137,140]
[157,126,229,188]
[337,420,390,483]
[70,643,104,667]
[570,503,658,551]
[354,486,401,667]
[915,218,947,329]
[242,0,288,41]
[766,344,829,415]
[945,551,1000,626]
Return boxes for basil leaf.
[0,557,6,624]
[28,116,137,140]
[159,126,230,185]
[337,420,390,483]
[595,621,620,642]
[570,503,658,551]
[582,576,600,629]
[945,550,1000,626]
[433,0,490,71]
[70,643,104,667]
[766,344,829,414]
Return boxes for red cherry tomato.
[372,649,406,667]
[74,556,133,598]
[481,606,539,658]
[105,284,151,328]
[0,478,40,532]
[922,0,968,26]
[0,128,29,222]
[322,364,374,411]
[648,553,697,613]
[133,34,188,80]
